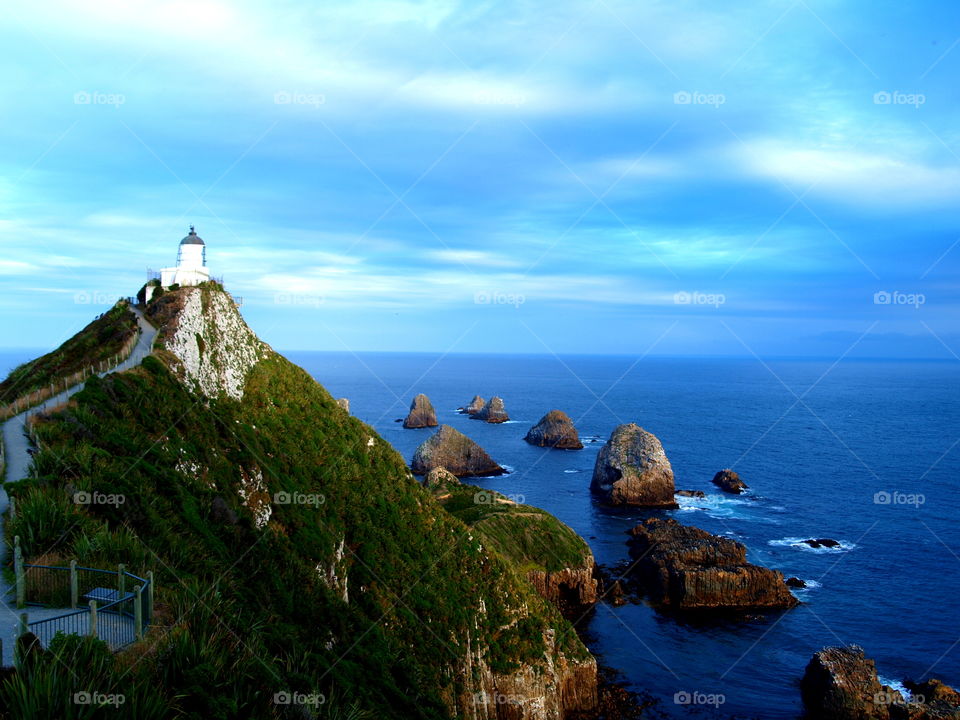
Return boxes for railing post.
[70,560,78,609]
[146,571,154,624]
[13,614,27,669]
[134,585,143,640]
[118,563,125,596]
[89,600,97,637]
[14,536,25,609]
[8,496,14,518]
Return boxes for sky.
[1,0,959,358]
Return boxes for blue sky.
[2,0,959,358]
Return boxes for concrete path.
[0,304,155,664]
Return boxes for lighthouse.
[160,226,211,287]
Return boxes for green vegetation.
[437,483,592,574]
[2,340,588,718]
[0,301,138,406]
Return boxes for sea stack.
[459,395,485,415]
[801,646,905,720]
[591,424,677,508]
[403,393,438,429]
[712,468,748,494]
[627,518,799,610]
[411,425,506,477]
[524,410,583,449]
[475,396,510,423]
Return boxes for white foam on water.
[768,537,856,553]
[878,677,911,699]
[564,469,584,474]
[674,492,753,520]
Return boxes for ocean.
[2,349,957,718]
[288,351,960,719]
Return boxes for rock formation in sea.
[459,395,485,415]
[786,576,806,588]
[803,538,841,549]
[591,423,678,508]
[411,424,506,477]
[712,468,748,494]
[802,645,960,719]
[402,393,439,429]
[524,410,583,450]
[675,489,706,498]
[336,397,350,414]
[626,517,799,610]
[474,396,510,423]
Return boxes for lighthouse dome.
[180,226,205,245]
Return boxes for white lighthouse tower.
[160,226,211,287]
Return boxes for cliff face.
[148,284,268,400]
[13,284,596,719]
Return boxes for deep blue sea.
[2,350,957,718]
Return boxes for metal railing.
[9,537,154,663]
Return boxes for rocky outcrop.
[591,424,678,508]
[803,538,841,549]
[786,576,806,588]
[712,468,748,494]
[676,489,706,498]
[460,395,486,415]
[403,393,439,428]
[525,555,599,617]
[524,410,583,450]
[149,286,269,401]
[802,646,901,720]
[627,517,798,610]
[474,396,510,423]
[411,425,506,477]
[336,397,350,414]
[425,466,460,489]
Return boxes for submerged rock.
[474,396,510,423]
[801,646,902,720]
[403,393,439,429]
[803,538,841,549]
[411,425,505,477]
[524,410,583,450]
[591,424,678,508]
[786,576,807,588]
[676,489,706,499]
[459,395,485,415]
[712,468,748,494]
[627,517,798,610]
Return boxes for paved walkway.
[0,305,155,664]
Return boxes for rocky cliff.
[9,282,597,719]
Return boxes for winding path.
[0,305,156,665]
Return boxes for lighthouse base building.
[160,226,210,287]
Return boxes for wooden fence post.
[89,600,98,637]
[146,571,154,624]
[134,585,143,640]
[70,560,78,609]
[14,536,25,609]
[118,564,125,596]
